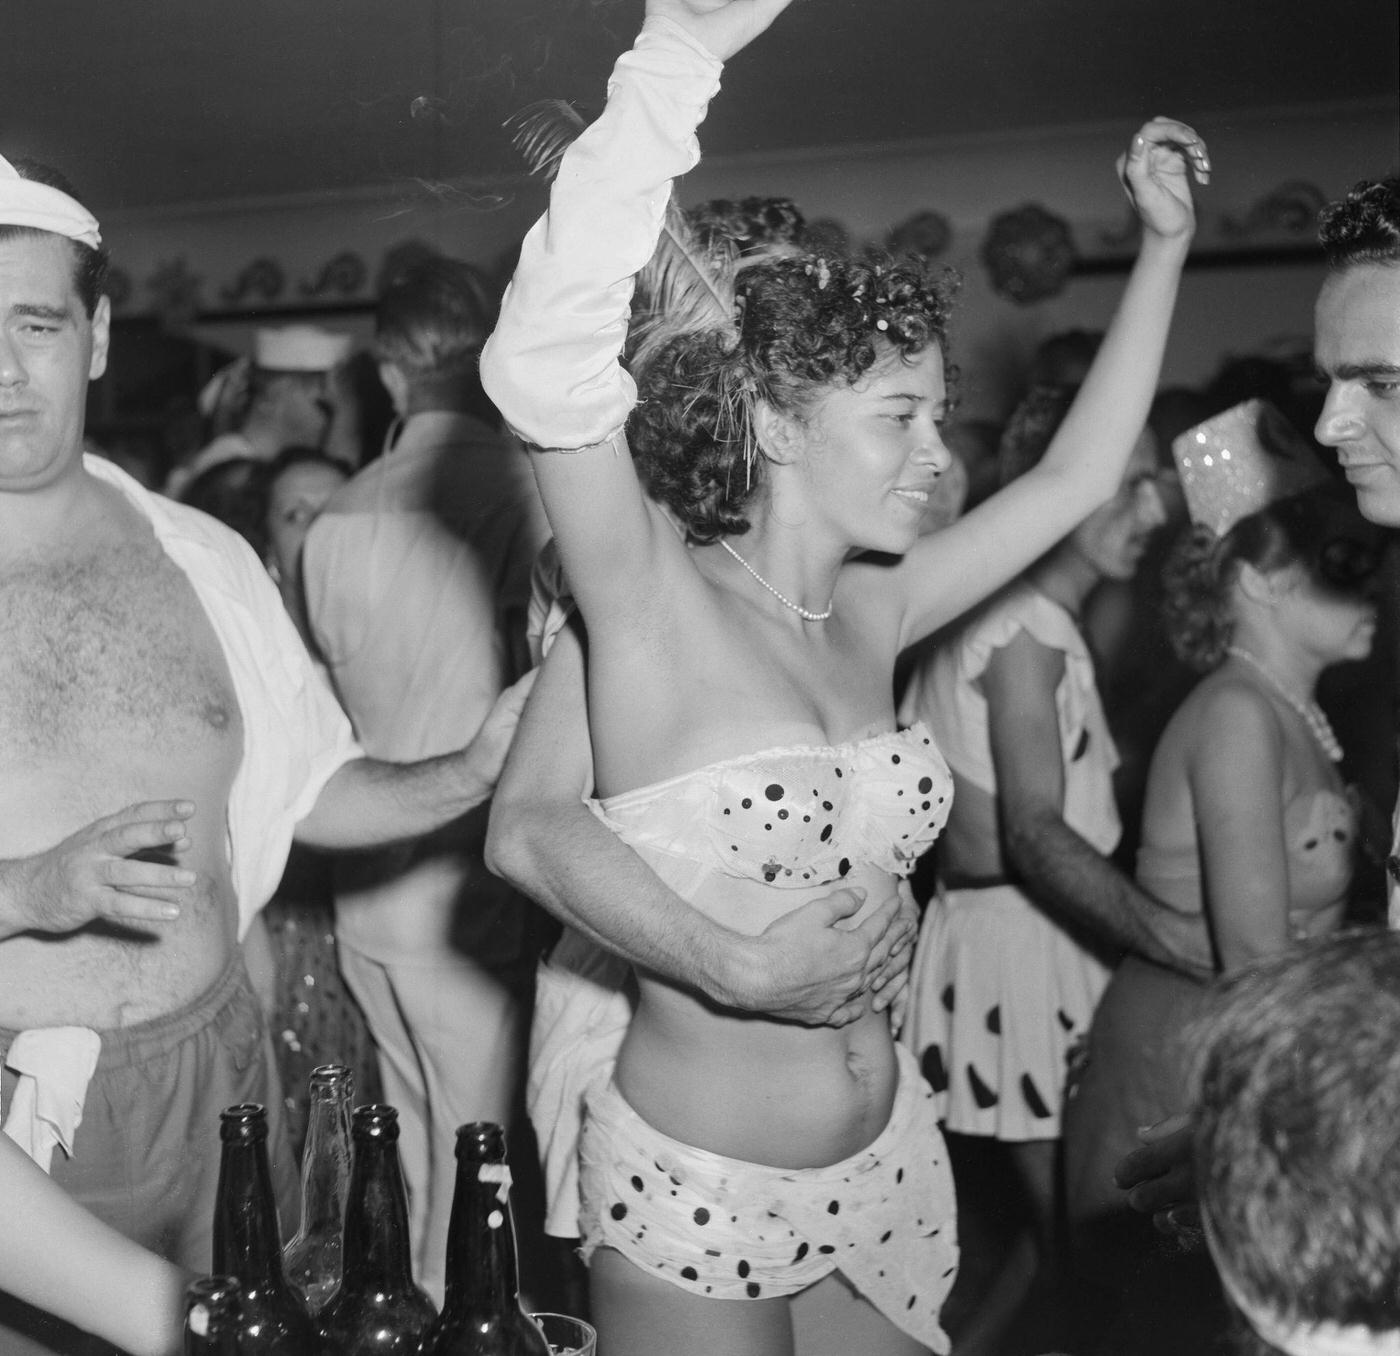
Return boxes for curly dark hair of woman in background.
[629,251,959,543]
[1162,484,1381,673]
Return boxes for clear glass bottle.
[421,1122,550,1355]
[212,1103,317,1354]
[283,1063,355,1313]
[183,1275,241,1356]
[318,1104,438,1352]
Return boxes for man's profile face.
[0,232,109,495]
[1315,263,1400,527]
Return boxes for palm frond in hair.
[505,98,740,385]
[627,210,738,381]
[506,99,588,183]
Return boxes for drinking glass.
[530,1312,598,1356]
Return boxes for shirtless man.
[0,156,525,1353]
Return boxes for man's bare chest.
[0,541,242,762]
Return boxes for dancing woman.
[1063,401,1376,1351]
[481,2,1206,1351]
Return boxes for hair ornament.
[1171,398,1331,539]
[507,98,742,390]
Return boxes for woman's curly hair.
[628,251,958,543]
[1162,487,1379,671]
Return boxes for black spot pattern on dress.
[920,1043,948,1094]
[765,783,784,801]
[940,984,956,1013]
[631,1175,644,1191]
[880,1230,892,1243]
[918,776,933,794]
[1072,728,1090,761]
[741,797,752,809]
[1020,1073,1053,1119]
[737,1260,750,1278]
[793,1242,809,1262]
[694,1207,710,1225]
[967,1063,999,1109]
[827,1200,840,1215]
[985,1004,1001,1035]
[818,1244,836,1255]
[681,1266,698,1281]
[1056,1008,1075,1032]
[747,1282,762,1298]
[611,1202,628,1220]
[820,824,833,842]
[838,858,851,877]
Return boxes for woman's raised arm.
[481,5,787,618]
[896,118,1209,646]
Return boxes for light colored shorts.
[579,1041,957,1353]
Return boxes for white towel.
[2,1027,102,1174]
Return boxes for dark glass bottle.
[318,1105,437,1353]
[422,1123,550,1355]
[183,1276,241,1356]
[284,1064,355,1313]
[212,1103,317,1354]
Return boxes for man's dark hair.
[1317,176,1400,271]
[375,256,495,382]
[1188,930,1400,1344]
[0,157,110,317]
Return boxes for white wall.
[103,98,1397,411]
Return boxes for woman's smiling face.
[789,342,954,554]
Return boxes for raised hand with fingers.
[1118,116,1211,242]
[645,0,795,62]
[0,800,198,939]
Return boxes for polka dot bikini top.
[589,723,953,887]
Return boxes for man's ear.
[88,295,111,381]
[752,399,801,465]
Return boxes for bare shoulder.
[1188,671,1282,741]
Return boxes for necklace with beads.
[719,539,833,622]
[1225,644,1343,763]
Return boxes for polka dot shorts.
[577,1043,957,1352]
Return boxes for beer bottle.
[318,1105,437,1353]
[212,1103,317,1354]
[183,1276,241,1356]
[284,1064,355,1313]
[421,1122,550,1355]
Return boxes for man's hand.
[645,0,795,62]
[1118,117,1211,242]
[0,801,197,939]
[1114,1112,1202,1241]
[467,669,538,790]
[728,886,917,1027]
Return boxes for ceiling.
[3,0,1397,215]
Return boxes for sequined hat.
[1172,398,1331,539]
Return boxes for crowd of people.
[2,1,1398,1353]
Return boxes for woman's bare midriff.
[612,865,902,1170]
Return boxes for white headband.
[1208,1221,1400,1356]
[0,153,102,249]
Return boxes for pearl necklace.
[1225,645,1343,763]
[719,539,833,622]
